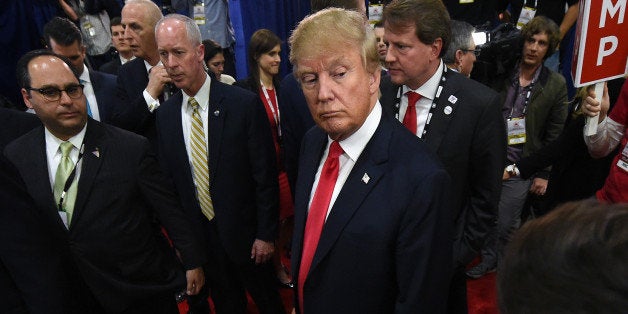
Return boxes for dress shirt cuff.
[584,116,624,158]
[143,89,160,113]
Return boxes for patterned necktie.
[189,97,214,220]
[53,141,78,225]
[403,91,421,134]
[298,141,344,313]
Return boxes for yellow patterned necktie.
[189,97,215,220]
[53,141,78,224]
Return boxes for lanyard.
[393,66,448,139]
[260,81,282,138]
[508,70,538,120]
[58,143,84,212]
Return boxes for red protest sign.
[572,0,628,87]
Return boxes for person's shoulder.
[221,74,236,85]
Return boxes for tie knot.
[189,97,200,110]
[406,91,421,105]
[328,141,344,159]
[59,141,74,157]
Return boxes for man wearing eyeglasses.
[378,1,506,313]
[4,50,206,313]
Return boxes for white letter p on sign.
[597,36,618,66]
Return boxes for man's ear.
[455,50,465,65]
[21,88,34,109]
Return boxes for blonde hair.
[289,8,379,76]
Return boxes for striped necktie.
[189,97,214,220]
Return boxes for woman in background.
[234,29,293,288]
[203,39,235,84]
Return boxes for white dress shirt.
[45,123,87,190]
[309,102,382,220]
[399,60,444,138]
[80,65,101,121]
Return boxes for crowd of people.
[1,0,627,313]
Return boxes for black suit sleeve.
[396,168,452,313]
[246,96,280,242]
[136,139,207,269]
[455,91,506,267]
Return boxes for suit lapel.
[71,120,105,228]
[17,128,69,233]
[89,71,105,118]
[308,115,391,276]
[207,79,226,184]
[292,130,327,270]
[425,70,462,153]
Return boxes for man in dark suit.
[0,108,83,314]
[379,1,506,313]
[43,17,117,123]
[111,0,175,144]
[5,49,206,313]
[99,17,135,75]
[289,8,453,313]
[154,15,284,314]
[280,0,366,192]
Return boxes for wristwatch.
[505,164,520,176]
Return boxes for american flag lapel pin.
[362,173,370,184]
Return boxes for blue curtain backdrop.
[0,0,60,109]
[0,0,311,108]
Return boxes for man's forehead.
[297,53,354,73]
[29,56,76,83]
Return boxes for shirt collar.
[403,60,444,100]
[182,73,211,111]
[45,121,88,156]
[333,102,382,163]
[143,59,163,73]
[79,64,90,83]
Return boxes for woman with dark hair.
[234,29,294,288]
[203,39,235,84]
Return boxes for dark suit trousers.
[82,286,179,314]
[187,219,285,314]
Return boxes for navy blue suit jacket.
[292,110,453,313]
[156,78,279,265]
[99,57,122,75]
[89,69,117,123]
[380,70,506,267]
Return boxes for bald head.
[121,0,163,64]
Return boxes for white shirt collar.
[79,64,90,83]
[182,73,211,111]
[333,101,381,162]
[45,121,88,157]
[403,60,444,100]
[120,55,134,64]
[143,60,163,73]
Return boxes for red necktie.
[298,141,344,313]
[403,91,421,134]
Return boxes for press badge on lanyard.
[194,2,205,25]
[516,0,538,29]
[617,143,628,172]
[507,118,526,145]
[82,21,96,37]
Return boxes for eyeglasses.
[26,84,84,102]
[462,49,481,57]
